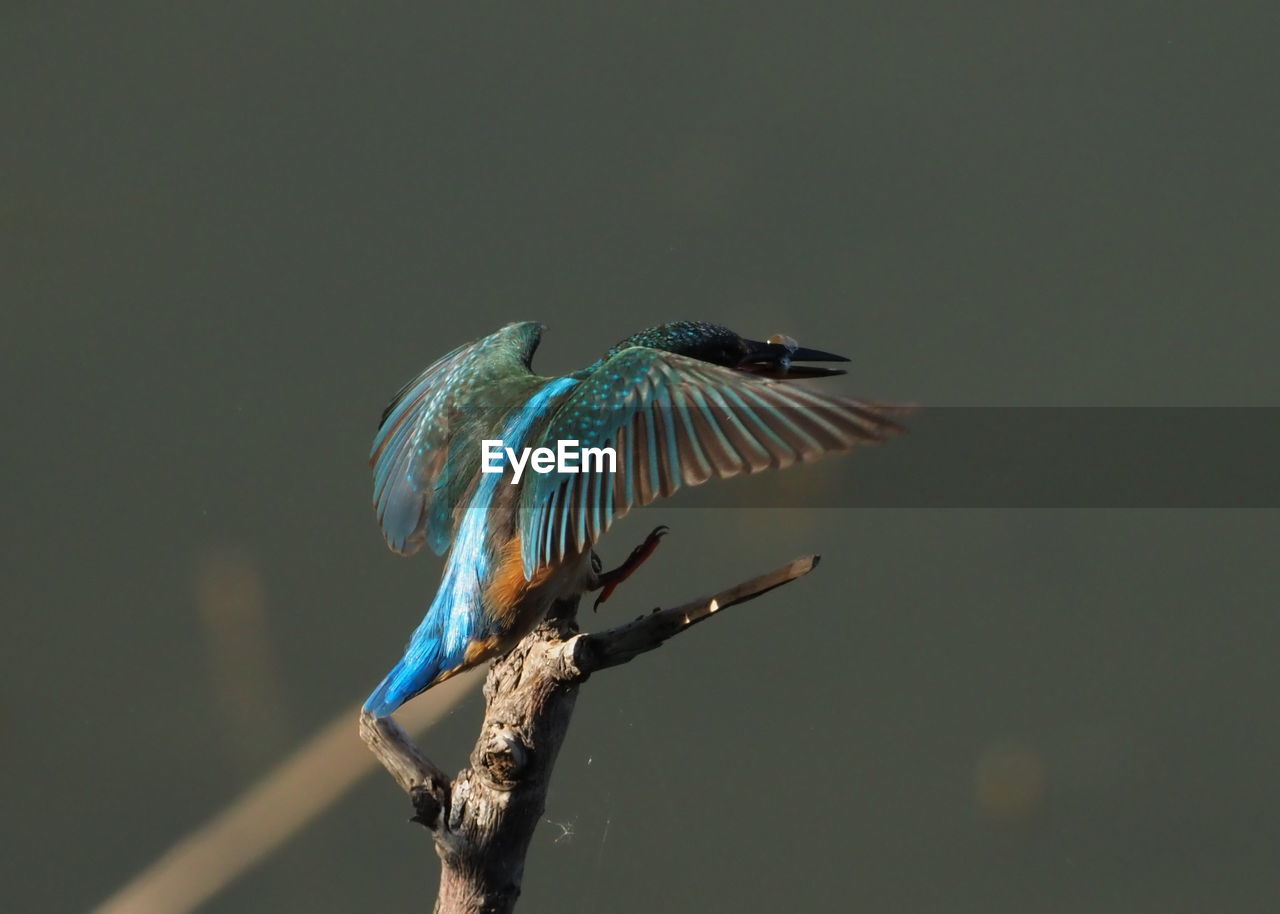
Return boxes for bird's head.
[602,321,850,379]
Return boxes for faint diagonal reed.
[91,672,479,914]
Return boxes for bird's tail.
[365,529,490,717]
[363,642,446,718]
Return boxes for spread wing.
[372,321,543,556]
[518,346,905,576]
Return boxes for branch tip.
[573,554,819,674]
[359,709,452,808]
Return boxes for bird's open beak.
[735,335,850,379]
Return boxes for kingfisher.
[364,321,906,718]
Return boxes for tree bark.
[360,554,819,914]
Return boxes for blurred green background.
[4,3,1278,912]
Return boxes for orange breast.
[484,533,555,630]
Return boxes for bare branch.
[559,554,820,675]
[363,553,822,914]
[359,710,453,829]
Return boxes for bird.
[363,320,907,718]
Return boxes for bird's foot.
[592,525,669,612]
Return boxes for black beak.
[736,338,850,379]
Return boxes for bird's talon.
[591,525,670,612]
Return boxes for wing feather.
[370,322,543,555]
[518,347,905,576]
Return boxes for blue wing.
[518,347,904,576]
[371,321,543,555]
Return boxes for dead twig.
[361,555,819,914]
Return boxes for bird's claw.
[592,525,670,612]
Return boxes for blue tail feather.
[364,550,487,717]
[363,642,446,718]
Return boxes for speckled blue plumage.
[364,375,578,716]
[364,321,900,716]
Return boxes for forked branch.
[360,554,819,914]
